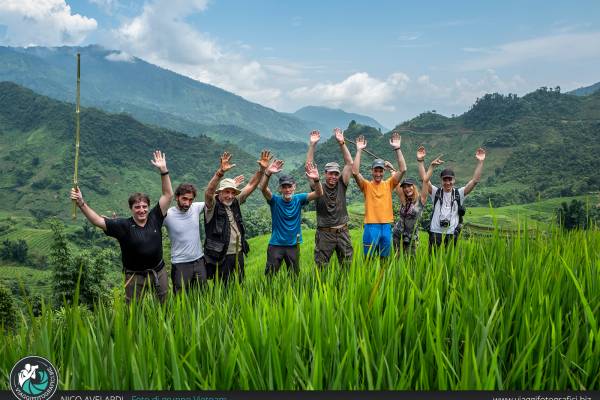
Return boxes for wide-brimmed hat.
[216,178,241,195]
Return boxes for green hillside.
[0,45,310,141]
[0,82,263,218]
[291,88,600,207]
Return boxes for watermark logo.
[9,356,58,400]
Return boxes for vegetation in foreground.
[0,227,598,390]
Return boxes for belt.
[318,224,348,233]
[126,259,165,276]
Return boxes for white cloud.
[289,72,410,111]
[105,51,135,62]
[106,0,292,108]
[462,31,600,71]
[0,0,97,46]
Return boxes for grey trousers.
[171,257,207,294]
[314,228,353,267]
[124,265,169,303]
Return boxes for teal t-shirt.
[268,193,309,246]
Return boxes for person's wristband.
[216,170,224,178]
[338,140,345,145]
[417,158,424,162]
[78,201,86,208]
[160,170,169,176]
[393,147,401,151]
[265,173,272,178]
[313,178,320,182]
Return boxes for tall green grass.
[1,227,598,390]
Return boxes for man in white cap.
[204,150,272,284]
[305,128,354,268]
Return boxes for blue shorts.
[363,223,392,257]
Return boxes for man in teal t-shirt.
[259,159,323,275]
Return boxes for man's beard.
[222,199,234,206]
[177,203,190,211]
[283,193,293,200]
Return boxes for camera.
[439,219,450,228]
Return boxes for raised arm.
[464,148,486,195]
[422,157,444,204]
[259,159,284,202]
[306,130,320,164]
[305,162,323,201]
[389,132,407,187]
[239,150,272,203]
[205,152,236,210]
[150,150,173,216]
[352,135,367,190]
[70,188,107,231]
[334,128,354,185]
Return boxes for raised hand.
[389,132,401,150]
[257,149,273,169]
[430,157,445,167]
[356,135,367,150]
[220,152,236,172]
[417,146,426,161]
[267,159,285,175]
[233,175,245,186]
[151,150,168,173]
[309,130,321,145]
[305,161,320,181]
[475,147,486,161]
[334,127,344,144]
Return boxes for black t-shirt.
[105,203,165,272]
[315,180,349,228]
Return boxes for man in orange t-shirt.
[352,132,406,258]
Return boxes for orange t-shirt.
[360,178,395,223]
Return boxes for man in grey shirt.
[306,128,354,268]
[164,183,207,294]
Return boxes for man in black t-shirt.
[70,150,173,303]
[306,128,354,268]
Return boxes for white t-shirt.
[429,185,466,234]
[164,202,205,263]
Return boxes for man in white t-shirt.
[417,146,486,249]
[164,183,207,294]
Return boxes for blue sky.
[1,0,599,127]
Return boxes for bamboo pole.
[71,53,81,219]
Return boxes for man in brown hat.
[204,150,272,284]
[306,128,354,268]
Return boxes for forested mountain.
[568,81,600,96]
[0,82,262,218]
[291,106,387,136]
[0,45,310,142]
[292,87,600,206]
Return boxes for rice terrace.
[0,0,600,396]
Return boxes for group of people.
[70,128,486,302]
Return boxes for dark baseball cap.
[440,168,455,178]
[278,174,296,186]
[372,159,385,169]
[400,177,417,187]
